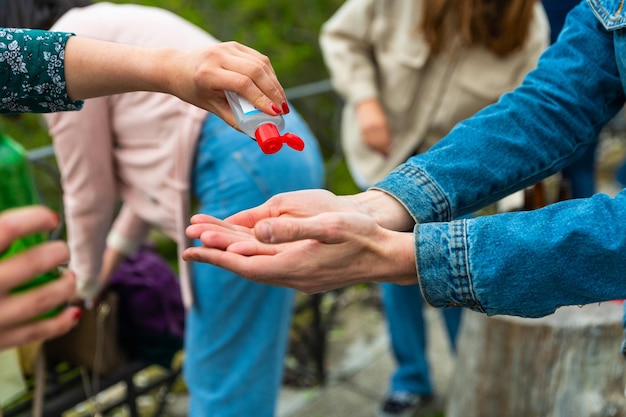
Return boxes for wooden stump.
[446,303,626,417]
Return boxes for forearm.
[64,36,180,100]
[98,246,126,288]
[417,191,626,318]
[375,3,624,223]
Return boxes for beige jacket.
[320,0,550,187]
[45,3,214,307]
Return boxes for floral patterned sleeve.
[0,28,84,114]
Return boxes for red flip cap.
[254,124,305,154]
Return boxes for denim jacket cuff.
[416,219,485,313]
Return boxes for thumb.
[254,214,343,244]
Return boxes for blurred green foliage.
[106,0,344,88]
[2,0,359,195]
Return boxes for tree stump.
[446,303,626,417]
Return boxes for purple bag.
[108,244,185,366]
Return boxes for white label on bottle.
[239,96,261,116]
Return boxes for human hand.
[165,41,289,128]
[183,211,417,294]
[223,189,365,228]
[0,206,81,349]
[356,98,392,156]
[221,188,415,233]
[64,38,289,129]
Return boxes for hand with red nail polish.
[0,206,79,349]
[271,103,282,114]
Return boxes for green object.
[0,131,62,318]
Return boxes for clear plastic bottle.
[225,91,305,154]
[0,131,62,318]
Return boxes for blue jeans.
[185,110,324,417]
[381,283,461,396]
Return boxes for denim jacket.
[374,0,626,318]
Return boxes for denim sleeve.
[372,3,626,318]
[374,2,625,222]
[0,28,84,114]
[417,190,626,318]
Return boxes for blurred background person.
[0,16,289,351]
[320,0,549,415]
[0,1,325,416]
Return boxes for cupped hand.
[220,189,364,228]
[0,206,81,349]
[219,188,415,233]
[183,211,418,294]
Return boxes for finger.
[197,228,283,255]
[207,45,286,116]
[182,246,329,294]
[224,197,286,227]
[0,306,81,350]
[189,214,253,233]
[224,190,334,226]
[0,269,76,328]
[183,246,293,283]
[224,208,267,227]
[221,42,286,110]
[0,241,70,292]
[210,99,239,130]
[254,214,349,244]
[0,206,60,252]
[226,239,295,256]
[196,228,257,251]
[190,214,251,233]
[186,220,253,240]
[189,213,220,224]
[221,42,280,84]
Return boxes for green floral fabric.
[0,28,83,114]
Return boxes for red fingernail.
[271,103,282,114]
[52,211,60,224]
[282,101,290,114]
[73,309,83,321]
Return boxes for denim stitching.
[452,220,484,313]
[589,0,626,29]
[396,165,452,221]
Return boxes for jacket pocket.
[375,31,430,112]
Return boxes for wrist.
[349,190,415,231]
[144,48,186,96]
[378,230,419,286]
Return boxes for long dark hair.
[422,0,536,57]
[0,0,93,30]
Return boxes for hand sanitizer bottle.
[225,91,305,154]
